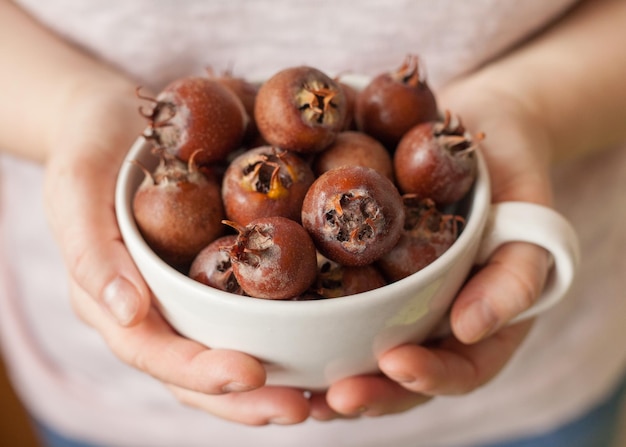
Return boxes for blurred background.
[1,357,39,446]
[1,355,625,446]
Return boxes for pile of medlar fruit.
[132,55,482,300]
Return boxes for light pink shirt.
[2,1,625,446]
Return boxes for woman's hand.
[42,85,310,425]
[311,83,554,419]
[0,0,311,427]
[314,0,626,420]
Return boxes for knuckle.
[509,270,536,311]
[67,237,91,285]
[492,258,539,314]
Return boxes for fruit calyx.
[136,87,178,149]
[296,82,341,126]
[315,257,344,297]
[143,149,206,186]
[403,195,464,236]
[214,257,242,294]
[241,149,294,199]
[325,190,383,250]
[221,220,273,268]
[391,54,427,88]
[433,111,485,155]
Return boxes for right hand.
[43,83,310,425]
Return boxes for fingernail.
[458,300,498,342]
[221,382,255,393]
[102,277,139,325]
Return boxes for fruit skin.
[254,66,347,154]
[337,81,358,131]
[377,197,463,282]
[224,217,317,299]
[394,113,479,205]
[143,76,247,166]
[355,55,438,150]
[313,131,394,181]
[213,73,261,145]
[301,166,405,266]
[133,156,225,267]
[189,235,244,295]
[314,253,387,298]
[221,146,315,225]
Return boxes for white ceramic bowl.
[115,76,580,390]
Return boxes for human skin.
[1,0,625,425]
[315,0,626,419]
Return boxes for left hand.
[310,81,555,420]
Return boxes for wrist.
[44,72,147,166]
[437,77,554,206]
[440,76,553,165]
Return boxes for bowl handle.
[476,201,580,323]
[429,202,580,339]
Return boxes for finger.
[325,375,431,417]
[44,148,150,326]
[71,281,266,394]
[168,385,310,426]
[309,392,359,421]
[380,320,532,395]
[309,392,343,421]
[450,242,551,343]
